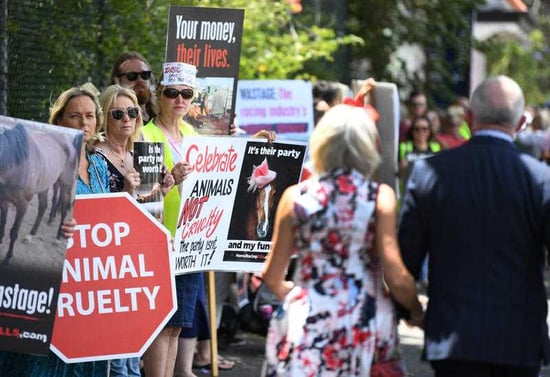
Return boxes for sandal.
[193,357,235,371]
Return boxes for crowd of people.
[264,75,550,377]
[0,52,249,377]
[2,47,550,377]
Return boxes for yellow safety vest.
[399,141,441,161]
[141,119,197,236]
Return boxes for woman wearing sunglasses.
[140,62,203,377]
[96,85,143,196]
[95,84,144,377]
[398,115,441,192]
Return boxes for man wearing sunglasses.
[110,51,158,123]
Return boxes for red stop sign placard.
[50,193,175,363]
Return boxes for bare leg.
[142,326,181,377]
[192,339,211,366]
[165,327,183,377]
[174,337,198,377]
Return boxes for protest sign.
[235,80,314,141]
[134,141,165,222]
[0,115,81,355]
[165,6,244,135]
[50,193,175,363]
[351,80,400,193]
[173,136,307,274]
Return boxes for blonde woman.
[262,104,423,376]
[96,84,142,195]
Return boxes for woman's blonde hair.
[310,104,381,177]
[49,86,104,150]
[98,84,143,150]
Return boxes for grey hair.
[470,75,525,129]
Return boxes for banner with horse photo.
[165,6,244,135]
[173,136,307,274]
[0,115,82,355]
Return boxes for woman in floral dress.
[262,104,424,377]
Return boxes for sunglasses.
[110,107,140,120]
[116,71,152,81]
[163,88,194,99]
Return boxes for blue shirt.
[77,152,110,194]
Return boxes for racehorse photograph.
[226,141,306,244]
[245,158,277,240]
[0,116,82,269]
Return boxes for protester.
[398,115,441,193]
[452,96,473,139]
[262,104,423,376]
[135,61,199,377]
[399,90,428,142]
[96,84,142,196]
[110,51,158,123]
[516,105,550,160]
[435,105,468,149]
[311,80,343,125]
[0,86,109,376]
[399,75,550,377]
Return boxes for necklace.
[105,139,128,169]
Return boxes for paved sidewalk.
[199,273,550,377]
[199,322,430,377]
[203,294,550,377]
[204,321,550,377]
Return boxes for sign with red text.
[173,136,307,274]
[50,193,175,363]
[165,6,244,135]
[235,80,314,141]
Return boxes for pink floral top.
[263,169,402,377]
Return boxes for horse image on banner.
[0,121,82,265]
[245,158,277,240]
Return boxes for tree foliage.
[346,0,484,105]
[4,0,549,121]
[476,15,550,106]
[4,0,357,120]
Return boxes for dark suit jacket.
[398,134,550,366]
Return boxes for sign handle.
[208,271,219,377]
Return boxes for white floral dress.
[263,169,402,377]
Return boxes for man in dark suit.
[398,75,550,377]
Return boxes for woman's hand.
[356,77,376,99]
[406,309,425,329]
[160,166,176,195]
[171,161,193,185]
[253,130,276,142]
[59,218,77,239]
[123,168,141,195]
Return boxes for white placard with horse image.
[173,136,307,274]
[0,115,82,355]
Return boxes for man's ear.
[515,114,527,133]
